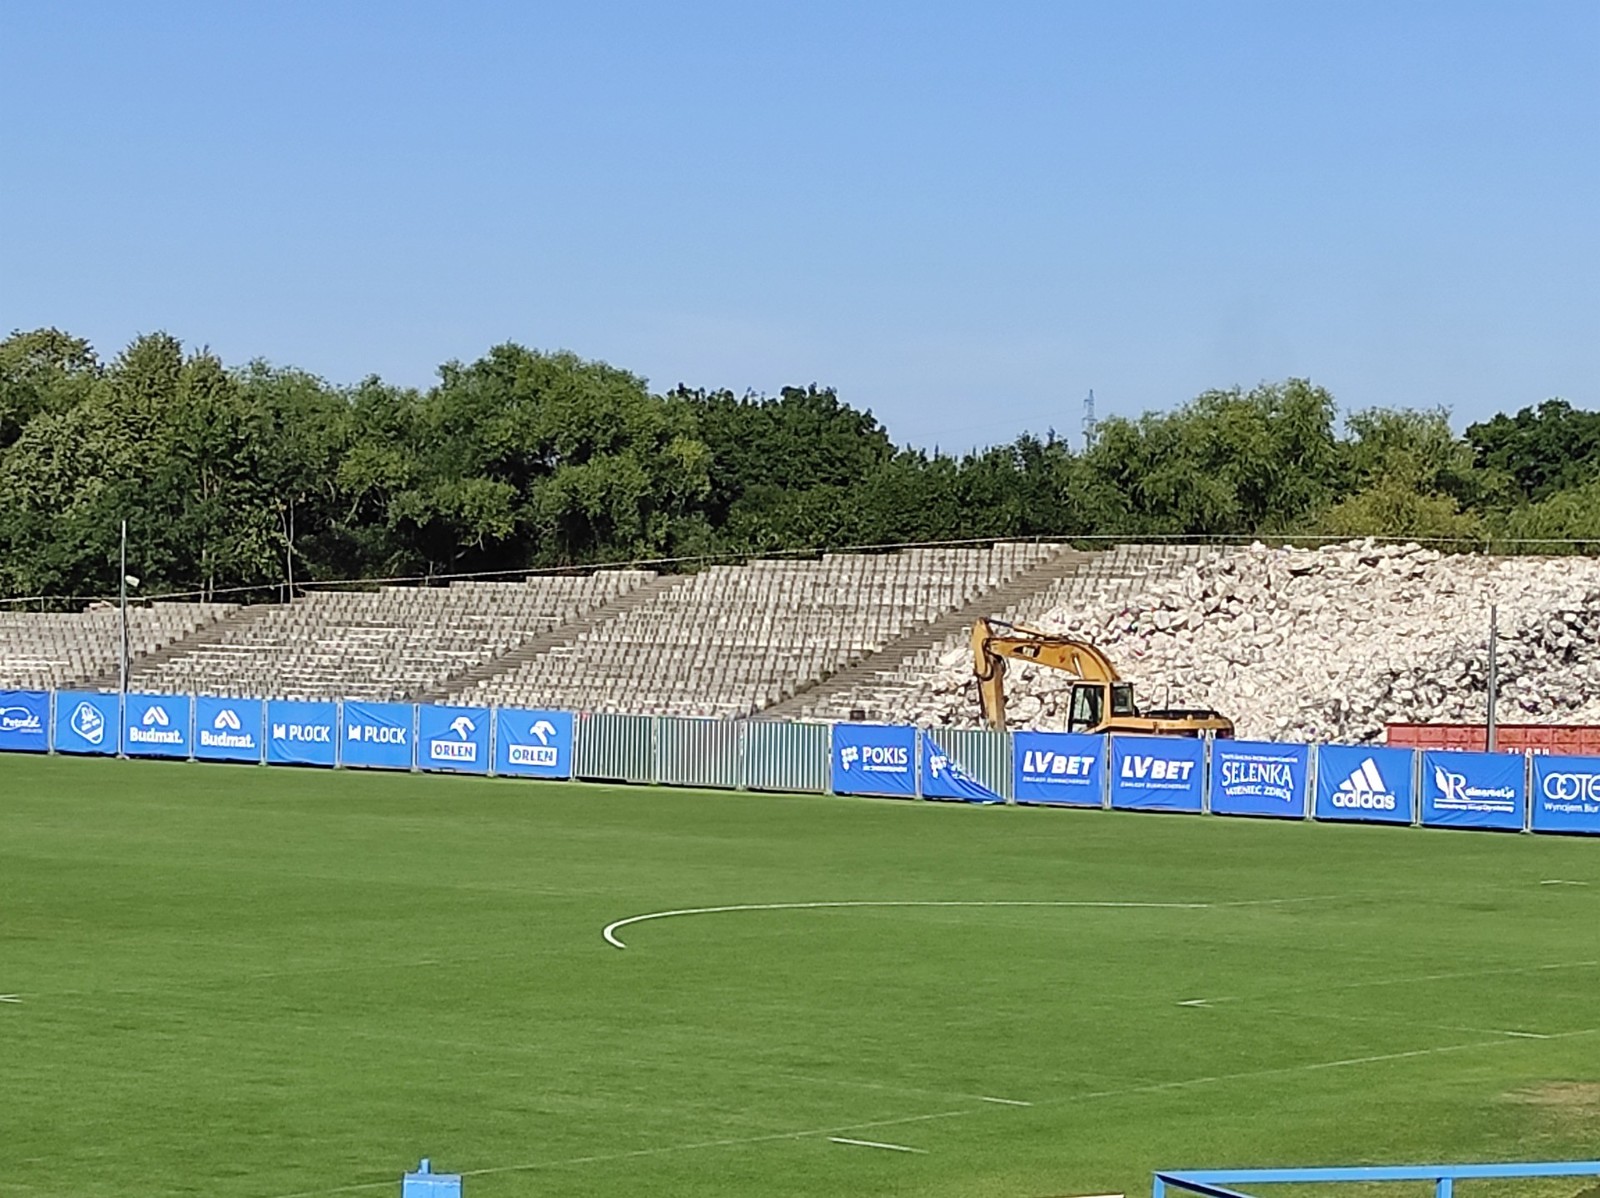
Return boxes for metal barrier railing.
[1154,1161,1600,1198]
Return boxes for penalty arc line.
[601,899,1216,949]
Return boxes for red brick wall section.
[1384,723,1600,756]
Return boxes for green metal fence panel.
[926,726,1012,801]
[574,712,656,783]
[743,720,831,794]
[656,717,745,790]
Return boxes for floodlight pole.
[119,518,129,700]
[1486,604,1498,753]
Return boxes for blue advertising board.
[1420,750,1526,831]
[1109,734,1205,812]
[920,736,1002,803]
[0,689,50,753]
[341,701,415,770]
[1012,731,1105,806]
[194,696,263,763]
[124,693,192,759]
[1314,744,1414,824]
[495,708,573,779]
[1210,740,1309,818]
[54,691,119,755]
[1530,754,1600,836]
[267,700,339,767]
[830,723,917,798]
[418,704,491,775]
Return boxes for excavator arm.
[970,616,1235,737]
[971,616,1122,729]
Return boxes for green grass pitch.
[3,755,1597,1198]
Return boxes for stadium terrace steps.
[789,543,1209,723]
[453,543,1068,718]
[0,546,1194,716]
[117,571,658,702]
[760,544,1093,720]
[77,604,269,692]
[433,573,694,704]
[0,602,237,692]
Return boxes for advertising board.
[495,708,573,778]
[0,689,50,753]
[1109,734,1204,812]
[1419,750,1525,831]
[1314,744,1414,824]
[124,693,191,759]
[830,723,917,798]
[194,696,263,763]
[341,701,414,770]
[1012,731,1104,806]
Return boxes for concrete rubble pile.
[916,541,1600,743]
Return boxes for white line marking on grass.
[1240,1002,1561,1042]
[829,1136,927,1154]
[1246,958,1600,1002]
[261,1108,980,1197]
[265,1029,1600,1198]
[1176,999,1212,1007]
[0,994,20,1004]
[601,899,1211,948]
[772,1070,1023,1107]
[1541,879,1590,886]
[1062,1027,1599,1107]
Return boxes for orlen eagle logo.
[1542,771,1600,809]
[129,703,183,746]
[1332,757,1398,811]
[508,718,559,768]
[429,714,478,762]
[0,705,43,735]
[1432,765,1516,813]
[200,706,256,751]
[70,701,106,745]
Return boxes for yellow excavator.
[971,616,1234,737]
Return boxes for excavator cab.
[1066,681,1138,733]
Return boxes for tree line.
[1,327,1596,604]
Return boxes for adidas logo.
[1332,758,1397,811]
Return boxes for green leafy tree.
[0,328,100,450]
[1492,470,1600,552]
[679,385,895,540]
[415,345,712,569]
[1466,399,1600,503]
[1079,379,1340,536]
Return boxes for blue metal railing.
[1155,1162,1600,1198]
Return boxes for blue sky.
[2,1,1595,448]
